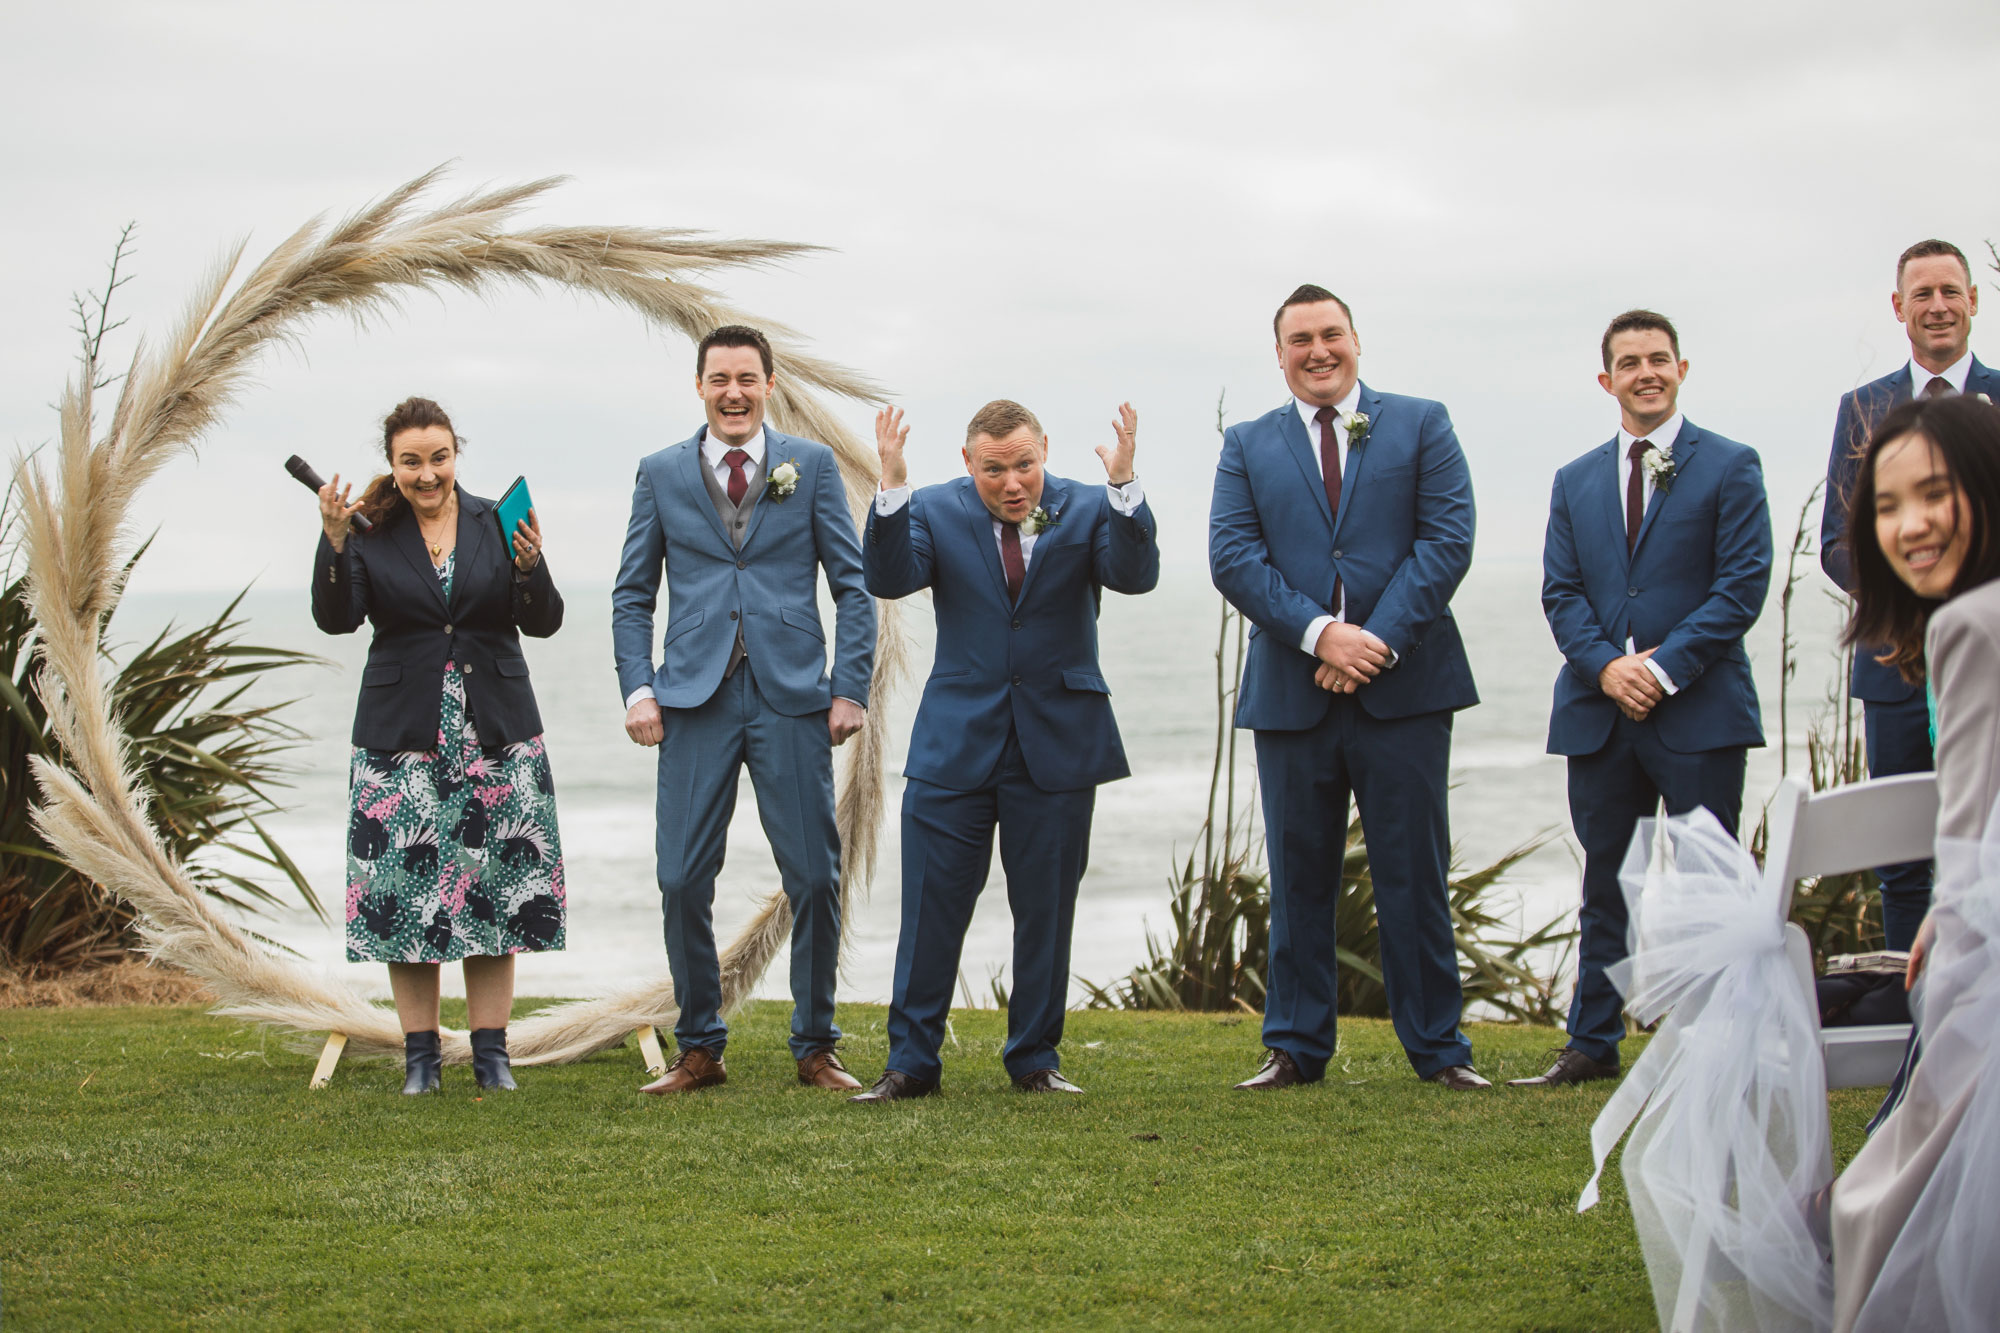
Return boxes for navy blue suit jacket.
[1821,356,2000,703]
[1209,387,1478,729]
[611,428,874,716]
[864,474,1158,793]
[1543,419,1772,757]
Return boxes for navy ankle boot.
[469,1027,517,1091]
[401,1029,442,1095]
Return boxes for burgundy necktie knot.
[1923,375,1954,400]
[723,448,750,506]
[1628,438,1649,461]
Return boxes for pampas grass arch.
[19,170,904,1068]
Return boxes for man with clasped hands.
[850,398,1158,1102]
[612,324,876,1095]
[1209,284,1485,1092]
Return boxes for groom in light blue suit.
[850,398,1158,1102]
[612,325,875,1094]
[1210,285,1484,1091]
[1516,309,1771,1088]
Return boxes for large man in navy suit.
[1210,285,1484,1091]
[851,398,1158,1102]
[1514,309,1772,1088]
[612,325,876,1095]
[1820,239,1995,949]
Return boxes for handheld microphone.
[285,455,374,532]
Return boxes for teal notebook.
[496,476,534,553]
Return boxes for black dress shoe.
[401,1029,442,1095]
[1233,1048,1310,1090]
[849,1070,938,1104]
[1506,1047,1620,1088]
[469,1027,517,1091]
[1424,1064,1492,1090]
[1014,1069,1083,1094]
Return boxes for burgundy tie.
[1626,439,1648,555]
[1315,406,1345,611]
[1923,376,1954,400]
[724,448,750,506]
[1000,521,1025,603]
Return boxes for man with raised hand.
[1515,309,1771,1088]
[612,324,875,1095]
[1821,239,1998,950]
[851,399,1158,1103]
[1209,284,1484,1092]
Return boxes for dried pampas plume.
[19,169,905,1065]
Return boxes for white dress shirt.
[1616,412,1683,695]
[872,477,1147,571]
[1294,386,1389,658]
[1908,351,1972,398]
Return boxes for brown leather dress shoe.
[1424,1064,1492,1090]
[796,1047,863,1090]
[1506,1047,1620,1088]
[849,1070,938,1104]
[1233,1048,1310,1090]
[1014,1069,1083,1094]
[639,1046,726,1095]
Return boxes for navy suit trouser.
[886,728,1094,1085]
[1254,698,1470,1081]
[1863,693,1934,950]
[655,661,842,1061]
[1565,716,1747,1065]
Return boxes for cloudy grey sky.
[5,1,1999,596]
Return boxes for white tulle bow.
[1579,807,1834,1333]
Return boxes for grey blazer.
[1928,575,2000,842]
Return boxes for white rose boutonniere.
[1020,505,1059,537]
[1640,443,1680,494]
[1344,411,1371,447]
[1978,393,1992,405]
[765,458,800,502]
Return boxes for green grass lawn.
[1,1001,1881,1331]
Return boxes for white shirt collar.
[1294,383,1363,438]
[1908,351,1973,396]
[1619,412,1685,456]
[701,425,767,467]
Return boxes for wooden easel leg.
[309,1032,347,1090]
[636,1024,667,1077]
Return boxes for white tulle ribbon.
[1578,807,1835,1333]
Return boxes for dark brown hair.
[697,324,774,378]
[1896,238,1970,288]
[1600,309,1680,370]
[1273,284,1355,340]
[1843,396,2000,681]
[964,399,1043,446]
[356,397,459,527]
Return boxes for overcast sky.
[5,1,1999,597]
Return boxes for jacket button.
[1332,549,1343,559]
[737,560,747,570]
[730,610,739,620]
[1011,675,1022,685]
[462,663,473,675]
[443,624,453,634]
[1012,620,1021,630]
[1627,587,1639,597]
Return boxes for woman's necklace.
[417,497,456,560]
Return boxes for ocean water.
[116,554,1851,1010]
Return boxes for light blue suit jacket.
[1209,386,1479,729]
[1542,418,1771,757]
[865,474,1158,793]
[612,428,874,716]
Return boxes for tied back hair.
[1843,395,2000,681]
[355,396,459,527]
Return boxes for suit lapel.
[1591,439,1630,572]
[1014,475,1068,606]
[676,434,734,551]
[738,433,780,553]
[1330,386,1381,543]
[1965,356,1998,403]
[1278,402,1335,530]
[958,482,1012,604]
[1631,419,1700,558]
[391,505,449,611]
[451,488,489,612]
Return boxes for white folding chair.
[1760,773,1936,1089]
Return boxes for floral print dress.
[344,554,566,962]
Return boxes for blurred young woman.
[313,397,565,1094]
[1832,393,2000,1330]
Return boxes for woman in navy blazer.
[313,397,565,1094]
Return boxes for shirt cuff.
[1300,614,1336,656]
[624,685,655,710]
[1644,658,1678,695]
[1106,478,1144,515]
[833,696,866,709]
[875,485,911,516]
